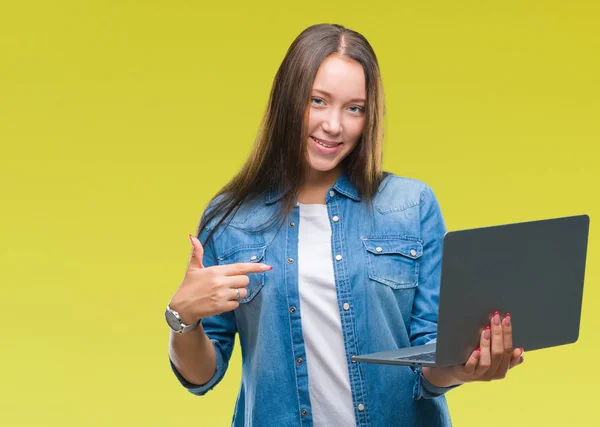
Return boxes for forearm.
[169,323,217,386]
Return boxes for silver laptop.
[351,214,590,367]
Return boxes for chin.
[307,159,340,173]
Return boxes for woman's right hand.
[168,234,272,324]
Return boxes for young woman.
[166,23,525,427]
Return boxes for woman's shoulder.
[202,192,272,232]
[374,172,436,213]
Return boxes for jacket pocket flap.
[362,237,423,259]
[218,243,267,264]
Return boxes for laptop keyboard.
[395,352,436,362]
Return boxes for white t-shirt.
[297,202,356,427]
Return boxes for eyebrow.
[312,89,366,104]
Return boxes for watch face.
[165,310,181,331]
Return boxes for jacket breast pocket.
[361,236,423,289]
[217,243,267,303]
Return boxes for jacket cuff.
[169,339,227,396]
[412,365,461,399]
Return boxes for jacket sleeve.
[410,185,460,399]
[169,213,238,396]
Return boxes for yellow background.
[1,1,598,426]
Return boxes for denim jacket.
[170,171,457,426]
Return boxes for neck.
[297,167,342,204]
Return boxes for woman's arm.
[167,213,238,395]
[169,323,217,386]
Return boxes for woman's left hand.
[422,312,525,387]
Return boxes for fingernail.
[504,313,511,327]
[484,328,491,340]
[520,347,524,356]
[260,264,273,271]
[477,347,481,352]
[493,312,500,326]
[188,234,194,245]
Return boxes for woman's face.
[305,54,366,175]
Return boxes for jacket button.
[301,408,308,416]
[375,247,382,252]
[343,302,350,311]
[357,403,365,412]
[296,358,303,366]
[332,215,339,222]
[410,249,417,257]
[329,190,335,197]
[335,254,342,261]
[289,221,295,227]
[287,258,294,263]
[290,306,296,314]
[250,255,257,261]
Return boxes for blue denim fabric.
[170,171,458,426]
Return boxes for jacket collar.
[265,170,361,205]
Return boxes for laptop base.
[351,342,438,367]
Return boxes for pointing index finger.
[218,262,273,276]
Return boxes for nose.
[321,109,342,135]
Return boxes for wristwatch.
[165,305,200,334]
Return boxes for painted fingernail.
[484,328,491,340]
[260,264,273,271]
[504,313,511,327]
[188,234,194,245]
[477,348,481,352]
[493,312,501,326]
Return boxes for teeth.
[313,137,337,148]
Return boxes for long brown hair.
[198,23,387,245]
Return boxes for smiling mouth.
[311,136,342,148]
